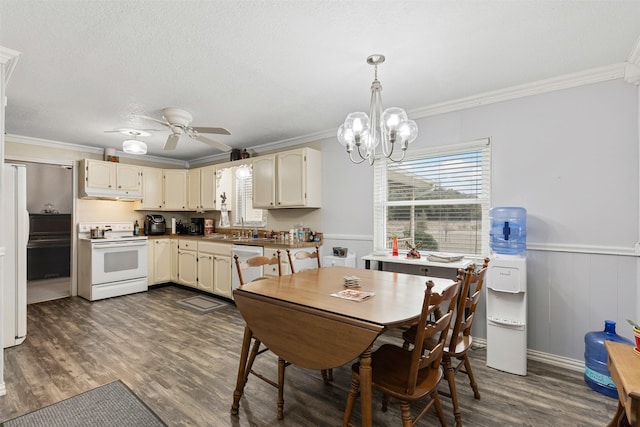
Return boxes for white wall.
[25,162,72,214]
[321,78,640,363]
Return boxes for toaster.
[144,214,166,235]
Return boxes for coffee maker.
[144,214,166,235]
[188,218,205,235]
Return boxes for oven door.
[91,240,148,285]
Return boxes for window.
[373,139,490,256]
[233,164,267,227]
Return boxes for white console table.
[362,253,472,279]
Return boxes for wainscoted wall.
[322,234,639,370]
[321,78,640,370]
[526,247,638,363]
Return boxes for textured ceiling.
[1,0,639,162]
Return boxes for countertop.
[143,233,322,249]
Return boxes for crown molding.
[6,61,634,163]
[628,35,640,66]
[6,134,103,155]
[625,36,640,86]
[251,62,629,152]
[409,63,626,119]
[624,63,640,86]
[249,129,335,156]
[0,46,21,86]
[116,150,187,167]
[5,134,186,167]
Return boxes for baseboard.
[472,337,584,373]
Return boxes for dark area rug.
[174,295,229,314]
[1,380,165,427]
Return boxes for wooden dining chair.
[233,251,288,420]
[342,277,461,427]
[285,246,332,384]
[286,246,321,274]
[402,257,490,427]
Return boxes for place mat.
[1,380,166,427]
[174,295,229,314]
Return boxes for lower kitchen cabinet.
[171,239,179,282]
[178,239,198,287]
[197,252,214,293]
[213,255,232,297]
[199,241,232,298]
[148,238,171,285]
[153,239,315,299]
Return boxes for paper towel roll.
[171,218,176,234]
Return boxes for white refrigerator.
[2,163,27,348]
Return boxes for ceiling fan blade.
[195,134,232,152]
[164,133,180,150]
[134,114,171,127]
[191,126,231,135]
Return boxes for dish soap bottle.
[134,220,140,236]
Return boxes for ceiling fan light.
[122,139,147,155]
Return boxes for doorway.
[22,161,73,304]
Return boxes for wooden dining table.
[230,266,455,426]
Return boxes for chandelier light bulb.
[399,119,418,146]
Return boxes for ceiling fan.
[135,108,232,152]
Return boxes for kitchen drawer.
[198,241,230,255]
[179,239,198,250]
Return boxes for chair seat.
[351,344,443,400]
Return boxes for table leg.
[607,400,624,427]
[359,345,373,427]
[231,326,253,416]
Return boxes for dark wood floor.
[1,285,618,426]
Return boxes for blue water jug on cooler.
[489,207,526,255]
[584,320,633,398]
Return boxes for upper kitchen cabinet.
[140,167,163,210]
[79,159,142,199]
[253,147,321,208]
[164,169,188,210]
[188,166,216,211]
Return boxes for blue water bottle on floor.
[584,320,632,398]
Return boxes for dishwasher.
[231,245,264,291]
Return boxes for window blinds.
[373,138,491,255]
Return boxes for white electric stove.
[78,222,148,301]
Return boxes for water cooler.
[486,207,528,376]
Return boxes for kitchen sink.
[201,234,252,241]
[201,234,230,240]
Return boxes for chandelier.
[337,54,418,165]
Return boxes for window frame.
[232,164,267,228]
[373,138,491,256]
